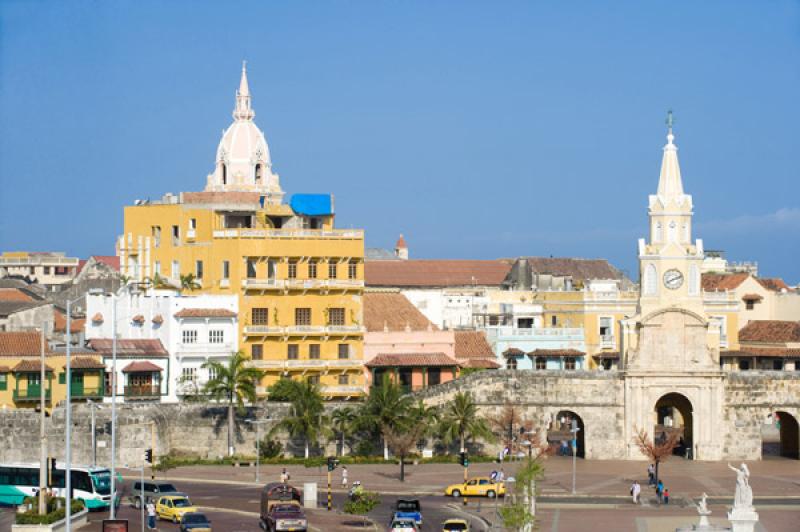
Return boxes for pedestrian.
[280,468,289,484]
[647,463,655,486]
[630,480,641,504]
[560,440,568,456]
[664,487,670,505]
[490,470,498,482]
[146,500,156,530]
[656,479,664,504]
[341,466,348,488]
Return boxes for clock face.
[663,269,684,290]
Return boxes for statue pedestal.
[698,512,711,527]
[727,508,759,532]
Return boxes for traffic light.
[144,448,153,464]
[458,451,469,467]
[326,456,339,472]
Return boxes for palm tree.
[146,272,175,290]
[180,273,201,292]
[270,380,329,458]
[439,391,495,454]
[202,352,265,456]
[359,374,414,460]
[331,406,357,456]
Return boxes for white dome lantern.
[205,62,283,202]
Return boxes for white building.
[85,290,238,403]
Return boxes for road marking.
[550,508,560,532]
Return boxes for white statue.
[728,462,753,510]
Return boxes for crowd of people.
[629,463,670,505]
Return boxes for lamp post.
[570,421,580,495]
[246,418,270,484]
[64,294,86,532]
[86,399,104,468]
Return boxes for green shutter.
[59,373,66,384]
[0,374,6,391]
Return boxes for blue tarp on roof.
[290,194,333,216]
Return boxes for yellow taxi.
[442,518,471,531]
[156,494,199,523]
[444,477,505,498]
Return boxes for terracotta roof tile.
[87,339,168,357]
[454,330,494,359]
[529,349,586,358]
[591,351,620,359]
[757,278,790,292]
[721,348,800,358]
[701,273,750,291]
[0,288,34,302]
[92,313,104,323]
[365,260,511,288]
[518,257,625,282]
[13,360,53,372]
[90,256,120,272]
[174,308,237,318]
[459,358,501,369]
[54,311,85,333]
[152,314,164,324]
[0,366,10,372]
[502,347,526,357]
[366,352,460,367]
[364,292,436,332]
[65,357,106,370]
[741,293,763,301]
[395,234,407,249]
[738,321,800,343]
[131,315,145,323]
[0,332,49,356]
[121,361,164,372]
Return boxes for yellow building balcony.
[212,228,364,240]
[600,335,616,349]
[243,325,285,336]
[248,359,364,372]
[242,278,364,292]
[320,385,365,397]
[242,278,286,290]
[243,325,365,337]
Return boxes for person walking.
[146,500,156,530]
[647,463,655,486]
[341,466,348,488]
[656,479,664,505]
[630,480,641,504]
[663,487,670,505]
[280,468,289,484]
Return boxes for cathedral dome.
[216,119,272,173]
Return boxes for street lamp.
[86,399,104,468]
[63,294,86,532]
[246,417,270,484]
[124,463,146,532]
[570,420,581,495]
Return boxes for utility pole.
[150,422,156,480]
[38,323,47,516]
[88,400,97,468]
[571,420,580,495]
[110,295,118,519]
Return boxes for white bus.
[0,462,117,510]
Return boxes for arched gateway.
[654,393,693,459]
[762,411,800,460]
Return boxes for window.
[222,260,230,280]
[564,358,576,370]
[307,375,320,385]
[746,300,755,310]
[348,260,358,280]
[427,368,441,386]
[507,358,518,370]
[654,222,662,243]
[295,308,311,326]
[517,318,533,329]
[171,260,180,279]
[338,344,350,359]
[0,373,6,391]
[773,359,784,371]
[535,357,546,370]
[599,317,613,341]
[308,260,317,279]
[668,221,677,242]
[222,163,227,184]
[309,344,320,359]
[182,330,198,344]
[152,226,161,248]
[208,366,218,381]
[172,225,180,245]
[644,264,657,295]
[181,367,197,382]
[288,260,297,279]
[328,308,345,326]
[267,259,276,279]
[682,222,689,242]
[247,259,257,278]
[209,330,224,344]
[251,344,263,360]
[328,261,337,279]
[44,266,51,275]
[154,261,161,276]
[29,267,35,275]
[738,359,750,371]
[252,308,269,325]
[550,316,558,327]
[195,260,203,279]
[190,218,197,230]
[287,344,299,360]
[338,375,349,385]
[255,163,263,184]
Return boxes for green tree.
[499,456,545,531]
[343,490,380,528]
[269,379,329,458]
[266,377,299,402]
[331,406,357,456]
[179,273,201,292]
[439,391,495,454]
[202,351,265,456]
[358,374,414,460]
[145,272,175,290]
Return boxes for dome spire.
[656,109,684,198]
[233,61,255,121]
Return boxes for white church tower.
[205,62,284,204]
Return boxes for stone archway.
[654,392,693,459]
[762,411,799,459]
[548,410,585,458]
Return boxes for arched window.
[644,264,657,296]
[682,222,689,242]
[654,222,663,243]
[255,163,263,184]
[221,163,227,185]
[668,221,677,242]
[688,265,699,295]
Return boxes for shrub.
[259,438,283,459]
[16,498,84,525]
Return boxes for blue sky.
[1,1,798,282]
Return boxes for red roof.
[13,360,53,372]
[54,311,85,333]
[454,330,494,359]
[91,313,104,323]
[741,293,763,301]
[757,278,790,292]
[395,234,407,249]
[174,308,237,318]
[739,321,800,343]
[529,349,586,358]
[0,288,34,302]
[87,339,168,357]
[0,366,9,372]
[366,352,460,367]
[65,357,106,370]
[721,348,800,358]
[0,332,49,356]
[365,260,512,288]
[122,361,164,373]
[502,347,526,357]
[459,358,501,369]
[701,273,750,291]
[364,292,435,332]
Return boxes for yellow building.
[0,331,105,410]
[118,64,365,399]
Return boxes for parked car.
[442,518,470,531]
[389,518,419,532]
[259,483,307,532]
[392,499,422,526]
[156,494,198,523]
[444,477,505,498]
[130,481,180,508]
[179,512,212,531]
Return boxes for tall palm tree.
[439,391,495,454]
[331,406,357,456]
[180,273,201,292]
[359,374,414,460]
[202,352,265,456]
[145,272,175,290]
[270,380,329,458]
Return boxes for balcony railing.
[71,387,103,399]
[326,325,364,334]
[13,389,51,401]
[244,325,285,335]
[0,257,79,266]
[124,386,161,399]
[242,278,364,291]
[242,279,285,290]
[244,325,365,336]
[490,327,584,338]
[213,229,364,240]
[600,335,616,349]
[320,385,364,395]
